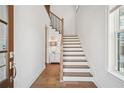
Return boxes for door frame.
[8,5,14,88]
[0,5,14,88]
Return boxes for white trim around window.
[108,5,124,81]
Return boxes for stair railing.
[49,11,64,82]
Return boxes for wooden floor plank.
[31,64,96,88]
[63,65,90,68]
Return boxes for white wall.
[51,5,76,35]
[14,6,50,88]
[76,5,124,88]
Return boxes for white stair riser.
[63,48,83,50]
[63,77,94,81]
[64,42,80,44]
[63,69,91,72]
[64,45,81,46]
[63,62,88,65]
[63,57,87,60]
[64,45,81,47]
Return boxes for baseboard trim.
[29,65,46,88]
[93,78,101,88]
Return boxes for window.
[109,6,124,80]
[116,32,124,73]
[116,6,124,73]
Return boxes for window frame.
[108,5,124,81]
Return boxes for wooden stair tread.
[63,62,88,66]
[63,50,83,52]
[61,81,97,88]
[63,43,80,45]
[63,38,79,39]
[63,81,94,84]
[63,46,82,48]
[64,35,78,36]
[63,72,93,77]
[63,65,90,68]
[64,40,80,42]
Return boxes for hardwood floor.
[31,64,97,88]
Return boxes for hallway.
[31,64,97,88]
[2,5,123,88]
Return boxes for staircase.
[45,7,95,86]
[62,35,94,82]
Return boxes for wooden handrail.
[44,5,50,16]
[49,11,62,21]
